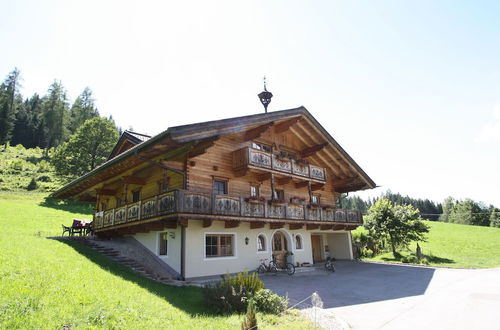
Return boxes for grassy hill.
[0,192,314,329]
[0,145,67,192]
[354,221,500,268]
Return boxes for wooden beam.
[289,223,303,230]
[274,117,301,134]
[295,181,309,189]
[243,122,274,141]
[78,195,96,202]
[122,176,146,185]
[311,183,324,191]
[95,188,116,195]
[203,219,213,228]
[250,222,265,229]
[177,218,188,227]
[320,224,333,230]
[270,223,284,229]
[188,137,219,158]
[306,224,319,230]
[256,172,272,182]
[345,225,359,230]
[276,177,292,185]
[225,220,240,228]
[332,224,345,230]
[300,142,328,158]
[234,169,248,177]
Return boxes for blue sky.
[1,1,499,206]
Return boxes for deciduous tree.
[52,117,119,177]
[364,198,429,258]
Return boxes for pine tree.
[41,81,69,153]
[68,87,99,134]
[0,68,22,147]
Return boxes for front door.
[272,231,288,267]
[311,235,322,263]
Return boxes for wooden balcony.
[93,189,363,231]
[232,147,327,182]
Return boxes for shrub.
[37,160,52,173]
[203,272,264,314]
[27,178,38,191]
[241,299,257,330]
[252,289,288,314]
[10,160,24,171]
[37,175,52,182]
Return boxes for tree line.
[0,68,116,151]
[341,191,500,228]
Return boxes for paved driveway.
[262,261,500,330]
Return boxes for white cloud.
[477,104,500,142]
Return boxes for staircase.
[68,238,194,286]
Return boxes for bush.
[252,289,288,314]
[400,254,429,265]
[203,272,264,314]
[26,178,38,191]
[37,160,52,173]
[37,175,52,182]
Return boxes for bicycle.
[271,254,295,276]
[257,258,278,275]
[325,256,335,272]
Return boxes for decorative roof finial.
[258,76,273,113]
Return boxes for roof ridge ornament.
[258,76,273,113]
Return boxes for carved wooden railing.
[232,147,326,182]
[94,189,363,230]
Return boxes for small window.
[205,234,234,258]
[311,195,320,204]
[257,234,266,252]
[159,233,168,256]
[132,190,141,203]
[250,185,259,197]
[295,235,303,250]
[159,179,169,193]
[213,180,228,195]
[273,189,285,201]
[252,142,272,153]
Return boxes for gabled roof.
[107,130,151,160]
[52,106,376,199]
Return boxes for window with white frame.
[295,234,303,250]
[257,234,266,252]
[205,234,234,258]
[159,232,168,256]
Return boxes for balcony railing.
[233,147,327,182]
[93,189,363,230]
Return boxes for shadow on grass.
[380,253,455,265]
[52,238,215,317]
[40,197,94,215]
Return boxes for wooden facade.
[52,107,375,237]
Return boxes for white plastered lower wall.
[134,226,182,274]
[184,220,314,279]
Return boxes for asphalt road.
[262,261,500,330]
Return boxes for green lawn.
[0,192,315,329]
[354,220,500,268]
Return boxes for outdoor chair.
[62,225,72,236]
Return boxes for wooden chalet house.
[52,107,375,280]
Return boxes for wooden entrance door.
[311,235,322,263]
[272,231,288,267]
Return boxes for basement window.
[159,232,168,256]
[205,234,234,258]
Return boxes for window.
[257,234,266,252]
[252,142,272,153]
[273,189,285,200]
[250,185,259,197]
[295,235,303,250]
[205,234,234,258]
[213,180,228,195]
[159,179,169,193]
[132,190,141,203]
[159,233,168,256]
[311,195,320,204]
[272,231,287,251]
